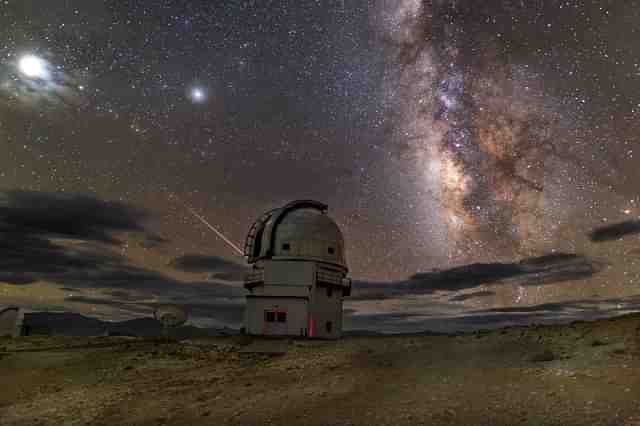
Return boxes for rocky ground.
[2,314,640,425]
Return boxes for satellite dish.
[154,305,188,327]
[153,305,188,341]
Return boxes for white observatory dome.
[244,200,347,270]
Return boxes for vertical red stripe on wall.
[309,315,315,337]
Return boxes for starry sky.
[2,0,640,332]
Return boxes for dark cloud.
[65,295,153,316]
[53,259,246,325]
[589,220,640,243]
[345,295,640,334]
[179,301,245,324]
[0,191,246,328]
[170,254,246,273]
[139,233,169,249]
[0,190,147,243]
[1,221,246,324]
[0,190,154,285]
[54,263,246,300]
[471,295,640,315]
[449,291,495,302]
[0,272,37,285]
[169,254,248,282]
[0,234,124,283]
[353,253,605,301]
[106,290,133,298]
[208,271,246,282]
[0,242,176,291]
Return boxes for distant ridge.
[23,312,237,338]
[343,329,454,337]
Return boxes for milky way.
[379,0,584,261]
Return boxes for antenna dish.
[153,304,188,329]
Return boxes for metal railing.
[244,269,264,284]
[244,266,349,287]
[316,269,344,286]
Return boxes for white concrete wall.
[245,297,309,337]
[263,261,316,286]
[251,285,310,298]
[0,308,24,337]
[309,285,343,339]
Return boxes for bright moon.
[18,55,49,79]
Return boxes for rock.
[610,343,627,354]
[591,339,608,346]
[529,350,555,362]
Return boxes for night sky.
[2,0,640,332]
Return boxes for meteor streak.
[182,203,244,257]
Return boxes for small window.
[326,321,333,333]
[328,247,335,254]
[327,287,333,298]
[277,312,287,322]
[265,311,276,322]
[282,243,290,251]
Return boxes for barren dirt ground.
[2,314,640,426]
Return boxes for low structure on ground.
[0,306,25,337]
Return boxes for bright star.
[189,87,207,103]
[18,55,49,79]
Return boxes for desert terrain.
[2,314,640,426]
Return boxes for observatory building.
[243,200,351,339]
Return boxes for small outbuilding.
[0,306,25,337]
[243,200,351,339]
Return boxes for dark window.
[327,287,333,297]
[265,311,275,322]
[326,321,333,333]
[277,312,287,322]
[282,243,290,251]
[328,247,335,254]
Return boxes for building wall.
[245,297,309,337]
[250,285,310,298]
[0,308,24,337]
[263,261,316,286]
[244,259,347,339]
[309,285,343,339]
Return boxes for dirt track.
[2,314,640,425]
